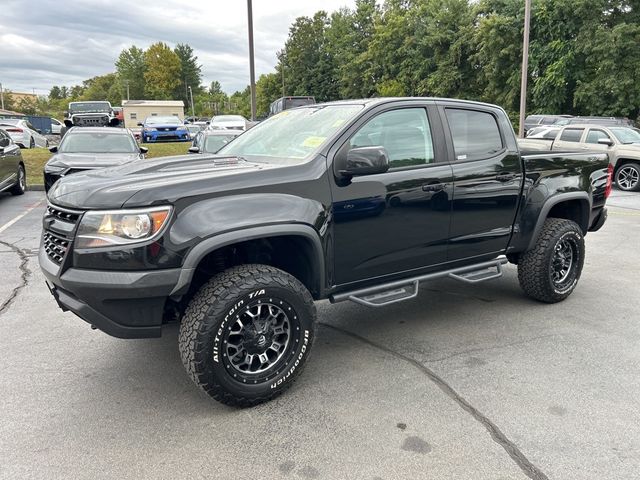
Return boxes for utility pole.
[125,81,130,101]
[247,0,257,121]
[0,83,4,110]
[188,86,195,117]
[518,0,532,138]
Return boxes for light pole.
[0,83,4,110]
[518,0,532,138]
[188,85,195,117]
[247,0,257,121]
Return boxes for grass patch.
[20,141,191,187]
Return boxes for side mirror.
[340,146,390,177]
[139,147,148,154]
[188,146,200,154]
[36,129,42,134]
[137,122,143,127]
[597,138,613,146]
[48,146,58,153]
[206,121,210,125]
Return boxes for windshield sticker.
[457,154,467,160]
[302,136,326,148]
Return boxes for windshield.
[218,104,364,163]
[212,115,246,123]
[69,102,111,113]
[60,132,138,154]
[204,134,237,153]
[610,127,640,144]
[145,116,182,126]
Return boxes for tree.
[116,46,146,100]
[60,86,69,99]
[256,73,281,117]
[144,43,181,100]
[174,43,203,105]
[49,86,62,100]
[82,73,121,105]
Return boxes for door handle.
[422,183,445,192]
[495,173,516,182]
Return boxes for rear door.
[441,104,523,260]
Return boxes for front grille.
[43,204,83,266]
[43,232,70,265]
[47,205,81,223]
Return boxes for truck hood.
[46,152,140,169]
[47,154,278,210]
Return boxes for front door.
[330,104,453,285]
[441,106,523,260]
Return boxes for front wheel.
[179,264,316,407]
[517,218,585,303]
[615,163,640,192]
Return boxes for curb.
[27,185,45,191]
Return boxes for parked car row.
[524,114,635,135]
[519,124,640,191]
[0,118,49,148]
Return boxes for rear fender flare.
[526,192,590,251]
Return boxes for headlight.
[45,165,66,173]
[76,206,171,248]
[144,127,157,132]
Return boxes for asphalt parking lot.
[0,190,638,480]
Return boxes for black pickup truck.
[40,98,611,407]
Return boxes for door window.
[585,129,611,144]
[559,128,584,142]
[445,109,503,161]
[347,108,434,168]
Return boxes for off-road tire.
[518,218,585,303]
[179,264,316,407]
[10,164,26,196]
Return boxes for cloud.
[0,0,354,97]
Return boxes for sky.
[0,0,355,96]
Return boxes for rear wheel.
[517,218,584,303]
[179,264,316,407]
[10,164,26,196]
[615,163,640,192]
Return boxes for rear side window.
[559,129,584,142]
[445,109,503,161]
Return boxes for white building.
[122,100,185,129]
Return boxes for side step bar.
[330,257,507,308]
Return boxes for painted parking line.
[0,199,45,234]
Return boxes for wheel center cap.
[257,334,267,347]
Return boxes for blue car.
[138,116,189,143]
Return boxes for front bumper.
[142,130,190,142]
[40,247,181,338]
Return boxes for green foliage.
[144,42,182,100]
[256,73,282,117]
[115,45,146,100]
[174,43,204,106]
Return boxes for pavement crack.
[320,322,549,480]
[0,239,32,317]
[427,334,557,363]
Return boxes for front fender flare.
[169,224,325,298]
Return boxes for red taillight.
[5,128,22,133]
[605,163,613,199]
